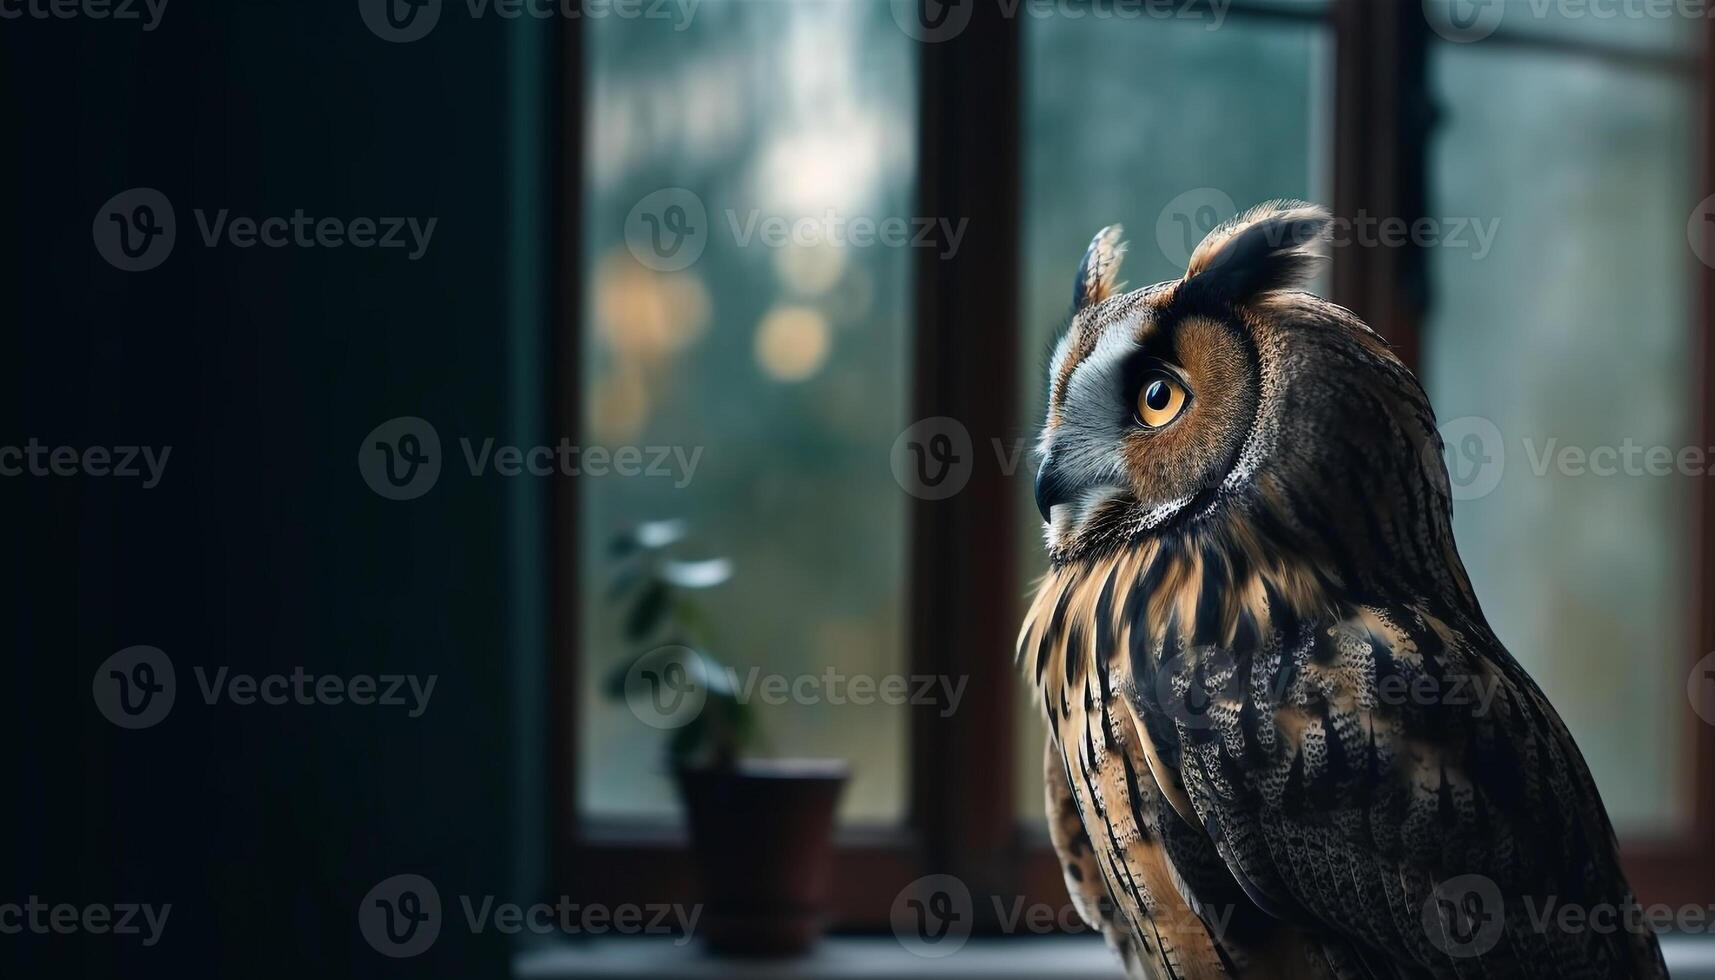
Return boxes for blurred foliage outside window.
[580,0,916,824]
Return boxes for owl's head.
[1035,201,1443,574]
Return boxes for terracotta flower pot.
[674,758,849,956]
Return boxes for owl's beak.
[1034,458,1074,523]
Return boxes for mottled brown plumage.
[1021,202,1668,979]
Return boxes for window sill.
[515,934,1715,980]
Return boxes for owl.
[1018,202,1668,979]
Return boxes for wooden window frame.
[548,0,1715,932]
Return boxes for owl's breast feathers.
[1020,504,1668,979]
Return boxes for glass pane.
[1423,0,1697,55]
[1424,44,1695,835]
[579,1,915,824]
[1014,14,1331,821]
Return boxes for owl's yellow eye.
[1135,374,1188,428]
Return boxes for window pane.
[579,1,915,824]
[1423,44,1696,835]
[1014,14,1331,821]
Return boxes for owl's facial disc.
[1037,309,1259,558]
[1039,203,1327,561]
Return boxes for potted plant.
[604,520,849,956]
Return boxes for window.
[556,0,1715,928]
[577,0,917,828]
[1423,36,1699,837]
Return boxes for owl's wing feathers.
[1046,732,1172,979]
[1124,597,1668,979]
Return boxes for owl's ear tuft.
[1072,224,1127,312]
[1180,201,1330,303]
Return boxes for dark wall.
[4,2,549,976]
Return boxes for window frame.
[549,0,1715,931]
